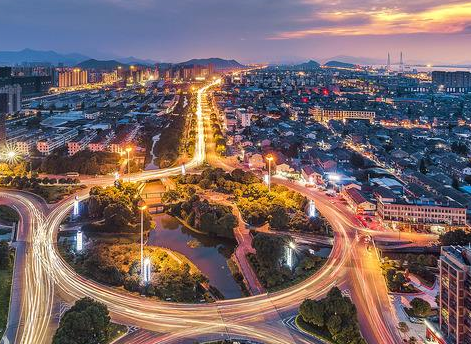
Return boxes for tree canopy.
[52,297,111,344]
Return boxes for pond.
[148,214,243,299]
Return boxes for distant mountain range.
[0,49,158,67]
[75,59,129,70]
[0,48,89,66]
[0,49,245,71]
[323,60,356,68]
[276,59,356,69]
[177,58,245,70]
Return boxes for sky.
[1,0,471,64]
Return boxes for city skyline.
[1,0,471,64]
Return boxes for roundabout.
[1,79,401,344]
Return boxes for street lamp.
[138,200,147,283]
[286,242,296,269]
[125,146,132,182]
[266,155,274,192]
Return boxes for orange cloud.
[273,2,471,38]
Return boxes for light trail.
[2,77,401,344]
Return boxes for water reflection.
[148,214,242,299]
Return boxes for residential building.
[341,185,376,215]
[36,128,78,155]
[426,246,471,344]
[309,106,375,123]
[58,69,88,88]
[377,198,467,232]
[0,84,21,114]
[67,130,97,156]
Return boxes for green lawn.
[106,323,127,343]
[0,262,13,338]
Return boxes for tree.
[52,297,111,344]
[410,297,432,317]
[398,321,409,334]
[0,241,11,269]
[452,176,460,190]
[268,204,289,230]
[103,202,133,230]
[162,189,181,203]
[440,229,471,246]
[299,299,325,327]
[252,233,285,267]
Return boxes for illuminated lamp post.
[125,146,132,182]
[138,200,147,283]
[76,230,83,252]
[266,155,274,192]
[73,195,80,218]
[286,242,296,270]
[143,257,151,284]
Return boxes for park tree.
[410,297,432,317]
[268,204,290,230]
[52,297,111,344]
[299,299,325,327]
[103,202,133,230]
[252,233,286,267]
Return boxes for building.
[0,113,5,146]
[57,69,88,88]
[0,68,52,96]
[67,130,97,156]
[0,84,21,114]
[426,246,471,344]
[309,106,375,123]
[432,71,471,92]
[341,185,376,215]
[377,198,467,232]
[36,128,78,155]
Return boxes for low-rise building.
[377,197,467,232]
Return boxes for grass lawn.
[295,315,336,344]
[0,256,14,338]
[106,323,127,343]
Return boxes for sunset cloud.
[273,1,471,38]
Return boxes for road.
[1,79,407,344]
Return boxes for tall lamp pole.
[138,200,147,283]
[125,146,132,182]
[266,155,274,192]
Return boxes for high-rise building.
[0,84,21,114]
[427,246,471,344]
[432,71,471,92]
[0,112,6,146]
[0,68,51,96]
[57,68,88,87]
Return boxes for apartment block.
[309,106,375,123]
[427,246,471,344]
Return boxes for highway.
[1,79,406,344]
